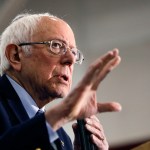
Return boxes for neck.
[6,71,54,108]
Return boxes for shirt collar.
[6,75,45,118]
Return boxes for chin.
[44,83,69,99]
[57,89,69,98]
[49,87,69,99]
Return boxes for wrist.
[45,102,73,131]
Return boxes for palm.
[64,49,121,120]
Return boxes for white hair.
[0,12,58,75]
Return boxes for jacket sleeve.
[0,113,53,150]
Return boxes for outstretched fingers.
[97,102,122,113]
[92,49,121,90]
[80,49,121,90]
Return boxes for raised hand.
[63,48,121,120]
[45,49,121,130]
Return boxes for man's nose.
[60,49,76,66]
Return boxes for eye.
[50,40,63,54]
[52,41,62,49]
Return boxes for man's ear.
[5,44,22,71]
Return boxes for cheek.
[33,55,57,77]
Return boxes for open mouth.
[61,75,68,81]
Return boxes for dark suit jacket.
[0,75,73,150]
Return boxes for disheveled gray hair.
[0,12,58,75]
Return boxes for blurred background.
[0,0,150,149]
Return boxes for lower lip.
[55,76,68,85]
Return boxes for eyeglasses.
[19,39,84,64]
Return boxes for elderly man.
[0,12,121,150]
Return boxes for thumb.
[97,102,122,113]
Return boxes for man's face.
[19,17,76,101]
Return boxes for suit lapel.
[0,75,29,123]
[57,127,73,150]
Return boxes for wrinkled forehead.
[32,16,76,47]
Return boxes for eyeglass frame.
[18,39,84,64]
